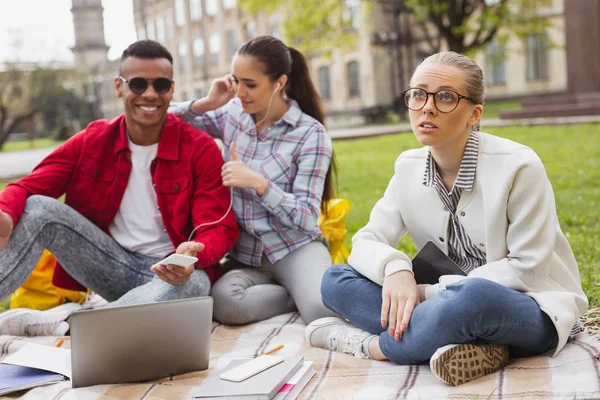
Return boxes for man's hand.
[381,270,419,341]
[151,242,205,285]
[222,143,269,195]
[0,211,14,251]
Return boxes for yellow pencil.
[263,344,284,355]
[55,339,64,348]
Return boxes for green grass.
[1,138,62,153]
[334,123,600,307]
[481,99,521,119]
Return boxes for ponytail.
[286,47,337,214]
[286,47,325,126]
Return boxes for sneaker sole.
[430,343,509,386]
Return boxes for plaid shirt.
[169,98,332,266]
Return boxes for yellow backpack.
[318,198,351,264]
[10,250,87,310]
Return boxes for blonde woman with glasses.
[305,51,588,386]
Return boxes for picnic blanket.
[1,312,599,400]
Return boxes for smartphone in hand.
[156,254,198,268]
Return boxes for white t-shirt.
[108,139,174,257]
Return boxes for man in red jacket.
[0,40,238,336]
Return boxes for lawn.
[0,123,599,310]
[481,99,521,119]
[1,138,62,153]
[334,122,600,308]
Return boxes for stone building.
[74,0,570,123]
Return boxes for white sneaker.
[0,302,83,336]
[80,292,108,309]
[430,343,509,386]
[305,317,373,358]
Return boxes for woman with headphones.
[170,35,337,325]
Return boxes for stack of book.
[191,356,314,400]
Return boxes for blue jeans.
[321,264,558,365]
[0,196,210,307]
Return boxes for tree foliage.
[0,66,91,150]
[240,0,553,56]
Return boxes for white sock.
[362,335,376,359]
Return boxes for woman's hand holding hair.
[381,270,419,341]
[192,75,236,113]
[222,143,270,195]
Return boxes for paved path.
[0,147,57,180]
[1,114,599,180]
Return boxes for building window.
[194,38,205,68]
[485,40,506,85]
[166,12,174,39]
[190,0,202,21]
[347,61,360,97]
[318,66,331,100]
[223,0,236,9]
[209,33,221,66]
[206,0,219,16]
[269,15,281,38]
[146,20,156,41]
[244,21,256,40]
[175,0,186,26]
[526,33,549,81]
[179,42,188,72]
[226,30,237,60]
[156,17,166,42]
[195,88,204,99]
[343,0,361,30]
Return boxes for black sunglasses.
[119,76,174,95]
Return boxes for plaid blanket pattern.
[1,312,599,400]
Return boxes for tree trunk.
[0,128,11,152]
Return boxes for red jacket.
[0,114,238,290]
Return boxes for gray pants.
[210,241,338,325]
[0,196,210,307]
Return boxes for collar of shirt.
[422,131,480,191]
[113,114,182,161]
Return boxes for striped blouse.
[423,131,485,273]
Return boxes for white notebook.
[272,361,315,400]
[0,344,72,395]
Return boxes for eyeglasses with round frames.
[119,76,174,95]
[401,88,480,113]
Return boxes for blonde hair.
[410,51,485,131]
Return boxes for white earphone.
[187,81,284,241]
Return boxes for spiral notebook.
[0,344,71,395]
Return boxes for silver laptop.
[69,296,212,388]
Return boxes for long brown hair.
[237,36,337,214]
